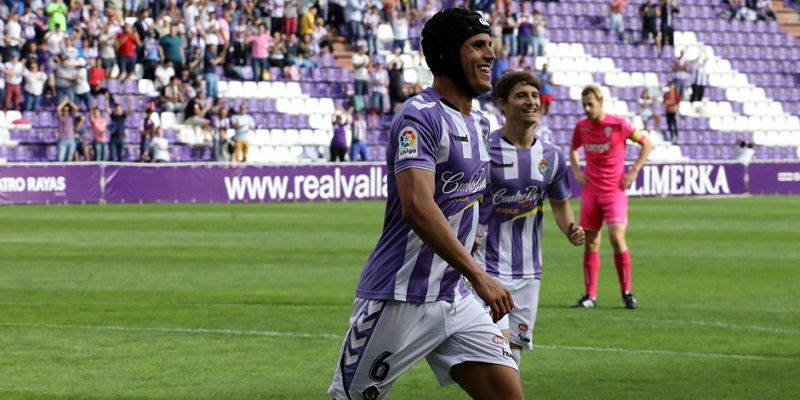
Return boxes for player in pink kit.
[570,85,653,309]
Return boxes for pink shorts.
[579,189,628,231]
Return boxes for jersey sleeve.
[547,146,572,201]
[622,117,646,144]
[570,123,583,150]
[391,110,440,174]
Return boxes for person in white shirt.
[148,127,171,162]
[23,62,47,111]
[74,58,93,111]
[351,45,369,96]
[5,11,24,54]
[348,111,368,161]
[391,9,410,52]
[154,60,175,89]
[4,53,24,111]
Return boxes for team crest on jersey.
[362,386,380,400]
[604,127,613,137]
[398,127,418,160]
[538,158,550,175]
[518,323,529,332]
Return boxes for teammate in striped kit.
[570,85,653,309]
[329,9,523,400]
[474,71,585,366]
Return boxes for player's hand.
[567,222,585,246]
[620,169,638,190]
[574,170,587,187]
[471,273,514,323]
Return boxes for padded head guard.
[421,8,492,97]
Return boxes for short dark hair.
[493,71,542,102]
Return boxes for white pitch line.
[535,344,795,362]
[2,322,795,362]
[0,322,342,340]
[559,314,799,335]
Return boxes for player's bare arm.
[550,199,585,246]
[396,168,514,321]
[620,135,654,190]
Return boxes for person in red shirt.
[570,85,653,309]
[115,24,141,80]
[663,81,681,143]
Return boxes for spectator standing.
[690,51,708,104]
[608,0,627,42]
[109,100,132,161]
[531,9,548,60]
[211,104,231,161]
[74,58,92,111]
[154,60,175,89]
[247,23,271,81]
[89,106,110,161]
[663,81,680,143]
[638,87,660,131]
[159,24,184,74]
[501,10,518,57]
[116,23,141,80]
[99,24,117,79]
[148,127,170,162]
[54,56,77,104]
[5,12,24,58]
[22,61,46,111]
[142,31,161,80]
[345,0,365,43]
[285,0,299,36]
[351,45,369,96]
[55,97,78,162]
[349,112,368,161]
[671,49,689,96]
[391,9,410,52]
[45,0,68,32]
[272,0,287,35]
[639,0,659,48]
[231,103,255,162]
[659,0,679,53]
[204,43,224,98]
[88,58,106,96]
[369,57,389,114]
[330,109,349,162]
[140,105,157,162]
[387,47,405,109]
[363,5,381,56]
[538,63,554,116]
[299,6,317,37]
[3,53,24,111]
[517,4,534,57]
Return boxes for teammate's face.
[581,93,604,122]
[500,82,540,126]
[460,33,495,95]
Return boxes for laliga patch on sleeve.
[398,126,419,160]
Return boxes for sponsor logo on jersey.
[492,335,506,345]
[585,142,611,153]
[538,159,549,175]
[479,17,490,26]
[518,323,529,332]
[491,161,514,168]
[440,168,487,194]
[518,333,531,343]
[398,127,418,160]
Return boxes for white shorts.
[328,292,517,400]
[488,277,541,351]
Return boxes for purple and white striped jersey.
[477,129,571,280]
[355,88,491,303]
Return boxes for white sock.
[511,348,522,367]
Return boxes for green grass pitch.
[1,196,798,399]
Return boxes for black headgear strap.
[421,8,492,98]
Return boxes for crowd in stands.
[0,0,793,163]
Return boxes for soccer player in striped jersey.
[570,85,653,309]
[474,71,585,366]
[328,9,523,400]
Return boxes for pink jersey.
[571,114,644,193]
